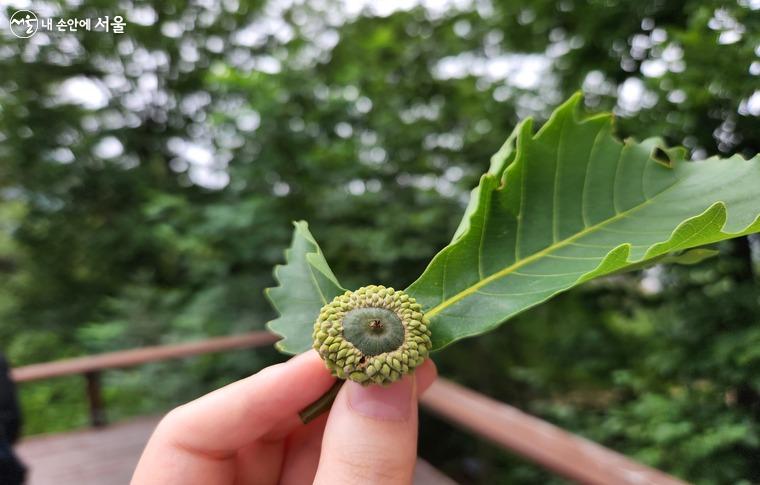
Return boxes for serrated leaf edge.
[265,220,345,353]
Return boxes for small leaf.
[266,221,345,354]
[407,93,760,351]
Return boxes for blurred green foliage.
[0,0,758,483]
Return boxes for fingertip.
[314,376,419,485]
[287,349,329,370]
[415,359,437,396]
[275,350,335,392]
[346,376,414,421]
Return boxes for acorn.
[313,285,432,385]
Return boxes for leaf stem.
[299,379,344,424]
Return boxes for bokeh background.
[1,0,759,483]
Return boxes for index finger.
[154,350,334,453]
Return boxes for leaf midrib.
[425,179,680,319]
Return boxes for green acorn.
[312,285,432,385]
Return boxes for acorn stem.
[298,379,344,424]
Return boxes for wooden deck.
[17,417,159,485]
[16,416,457,485]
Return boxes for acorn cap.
[312,285,432,386]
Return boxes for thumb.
[313,376,418,485]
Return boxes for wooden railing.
[11,332,279,427]
[11,332,687,485]
[421,380,687,485]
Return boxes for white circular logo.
[9,10,39,39]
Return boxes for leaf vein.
[552,113,566,242]
[512,270,587,277]
[476,288,555,297]
[612,142,626,214]
[425,183,682,318]
[477,191,489,279]
[582,125,606,228]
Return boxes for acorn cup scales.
[312,285,432,385]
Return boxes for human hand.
[131,350,437,485]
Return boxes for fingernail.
[348,376,414,421]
